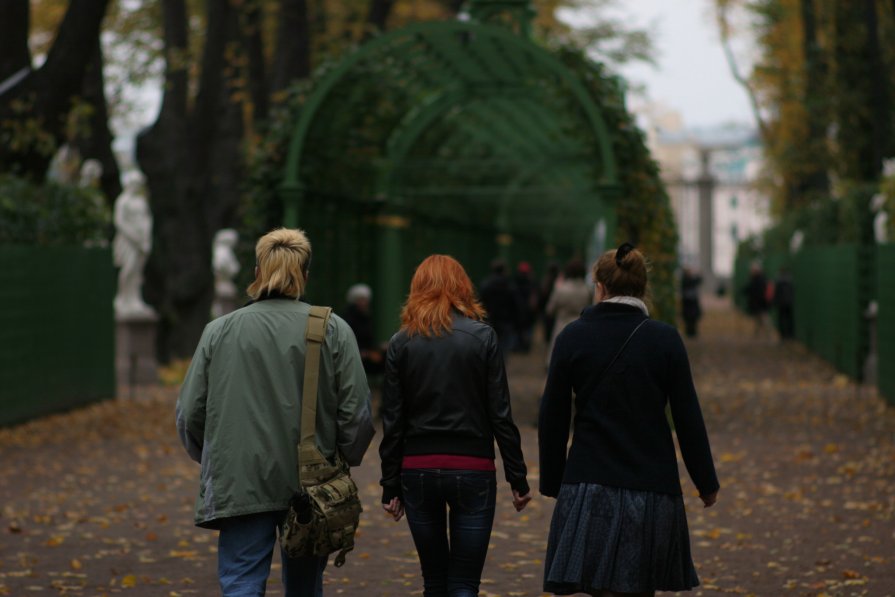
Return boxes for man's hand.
[512,490,532,512]
[382,497,404,521]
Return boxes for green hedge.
[0,175,110,246]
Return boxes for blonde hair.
[593,245,649,299]
[247,228,311,300]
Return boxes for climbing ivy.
[554,47,679,324]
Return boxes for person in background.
[545,258,592,363]
[176,228,375,596]
[479,259,519,357]
[513,261,539,353]
[773,267,795,341]
[380,254,531,597]
[743,262,771,337]
[341,283,385,376]
[680,266,703,338]
[539,243,719,597]
[539,262,561,343]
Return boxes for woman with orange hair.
[379,254,531,597]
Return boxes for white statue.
[211,228,240,318]
[871,193,889,244]
[113,170,156,319]
[46,143,82,184]
[789,229,805,253]
[79,159,103,190]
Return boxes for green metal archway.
[279,2,620,338]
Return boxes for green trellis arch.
[279,6,621,338]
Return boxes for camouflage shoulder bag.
[280,306,362,567]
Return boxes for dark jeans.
[401,469,497,597]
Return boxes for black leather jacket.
[379,315,529,502]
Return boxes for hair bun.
[615,242,635,268]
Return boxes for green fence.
[734,245,868,380]
[878,244,895,405]
[792,246,866,379]
[0,246,115,426]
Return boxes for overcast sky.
[563,0,756,129]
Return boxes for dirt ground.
[1,303,893,596]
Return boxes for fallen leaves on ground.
[1,308,894,595]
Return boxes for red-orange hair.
[401,254,486,337]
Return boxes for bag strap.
[597,318,649,386]
[299,306,333,453]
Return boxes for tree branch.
[715,2,769,141]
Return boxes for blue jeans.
[217,511,327,597]
[401,469,497,597]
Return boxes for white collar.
[602,296,649,317]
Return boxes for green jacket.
[176,297,375,528]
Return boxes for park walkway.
[1,303,893,596]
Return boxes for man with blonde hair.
[177,228,374,596]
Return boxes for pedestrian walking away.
[176,228,375,597]
[380,254,532,597]
[478,259,519,358]
[539,243,720,597]
[773,267,795,341]
[742,261,771,338]
[680,266,702,338]
[545,258,593,365]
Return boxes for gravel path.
[1,304,893,596]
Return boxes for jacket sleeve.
[331,317,375,467]
[379,336,405,503]
[485,329,530,495]
[666,328,720,497]
[176,327,211,463]
[538,330,573,498]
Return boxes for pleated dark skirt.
[544,483,700,595]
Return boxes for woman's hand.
[512,490,532,512]
[382,497,404,521]
[700,490,718,508]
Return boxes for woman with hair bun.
[539,243,720,597]
[380,254,531,597]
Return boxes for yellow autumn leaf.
[121,574,138,588]
[70,559,82,570]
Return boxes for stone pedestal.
[116,314,159,388]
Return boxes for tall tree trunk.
[832,2,878,181]
[74,38,121,206]
[0,0,110,178]
[138,0,252,360]
[799,0,830,198]
[0,0,30,81]
[445,0,465,14]
[864,0,887,177]
[243,1,269,125]
[365,0,394,38]
[136,0,199,362]
[271,0,310,96]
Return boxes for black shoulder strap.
[597,318,649,385]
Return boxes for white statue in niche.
[113,170,156,319]
[871,193,889,244]
[212,228,240,318]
